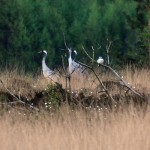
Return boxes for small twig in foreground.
[0,79,39,112]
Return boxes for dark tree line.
[0,0,149,72]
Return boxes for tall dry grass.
[0,66,149,150]
[0,66,149,95]
[0,106,150,150]
[121,66,150,93]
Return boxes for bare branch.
[99,64,143,98]
[91,46,95,65]
[77,61,116,104]
[106,41,112,53]
[106,40,112,65]
[63,32,69,50]
[0,79,39,112]
[81,46,143,99]
[82,46,94,61]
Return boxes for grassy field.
[0,66,149,150]
[0,106,150,150]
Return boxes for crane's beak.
[38,51,42,53]
[74,50,77,55]
[60,48,65,51]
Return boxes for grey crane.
[68,48,85,75]
[39,50,54,78]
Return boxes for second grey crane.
[68,48,85,75]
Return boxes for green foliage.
[45,84,61,111]
[141,27,150,47]
[0,0,149,71]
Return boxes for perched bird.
[97,56,104,65]
[39,50,54,78]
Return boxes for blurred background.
[0,0,149,72]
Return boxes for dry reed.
[0,66,149,150]
[0,106,150,150]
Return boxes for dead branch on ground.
[0,79,39,112]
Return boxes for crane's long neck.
[72,53,76,61]
[42,54,48,71]
[68,50,72,65]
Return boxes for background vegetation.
[0,0,149,72]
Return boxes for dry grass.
[0,66,149,96]
[0,106,150,150]
[121,66,150,93]
[0,66,149,150]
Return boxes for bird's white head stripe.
[43,50,47,55]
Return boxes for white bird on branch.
[97,56,104,65]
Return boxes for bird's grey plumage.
[68,48,86,75]
[41,50,54,78]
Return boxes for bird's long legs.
[68,75,72,103]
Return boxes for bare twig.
[0,101,19,105]
[82,46,94,61]
[0,79,39,111]
[81,46,143,99]
[106,40,112,65]
[63,32,69,50]
[92,46,95,66]
[78,61,116,104]
[99,64,143,98]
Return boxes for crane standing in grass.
[68,48,77,74]
[68,48,86,75]
[39,50,58,82]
